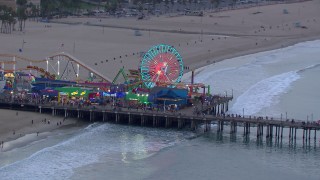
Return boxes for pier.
[1,98,319,144]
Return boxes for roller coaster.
[0,52,112,83]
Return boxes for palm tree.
[0,5,15,34]
[16,0,28,31]
[0,5,7,33]
[40,0,59,18]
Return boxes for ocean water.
[1,40,320,179]
[183,39,320,120]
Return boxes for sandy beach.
[0,109,80,151]
[0,1,319,80]
[0,0,320,151]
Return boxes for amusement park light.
[140,44,184,89]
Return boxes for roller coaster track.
[0,52,112,83]
[0,54,46,63]
[26,66,56,79]
[48,52,112,82]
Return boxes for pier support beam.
[165,116,170,128]
[102,111,105,121]
[191,118,196,130]
[289,127,292,139]
[140,113,144,126]
[52,107,55,116]
[39,106,42,114]
[203,119,211,132]
[217,121,224,132]
[231,122,234,134]
[128,113,132,124]
[116,112,119,123]
[244,123,250,135]
[178,117,182,129]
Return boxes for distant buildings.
[0,0,40,10]
[0,0,17,10]
[27,0,40,9]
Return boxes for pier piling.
[2,101,320,145]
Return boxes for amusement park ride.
[0,44,209,98]
[0,52,111,82]
[111,44,209,96]
[140,44,184,88]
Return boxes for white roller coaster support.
[13,56,16,73]
[77,64,80,78]
[49,52,112,82]
[46,59,49,72]
[57,58,60,77]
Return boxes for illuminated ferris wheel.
[140,44,184,88]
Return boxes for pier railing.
[0,100,319,142]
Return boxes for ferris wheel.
[140,44,184,88]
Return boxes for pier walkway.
[0,98,319,143]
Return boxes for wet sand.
[0,109,79,151]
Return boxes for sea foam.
[0,124,188,180]
[229,71,300,116]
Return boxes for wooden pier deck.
[0,100,319,143]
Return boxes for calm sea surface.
[1,40,320,180]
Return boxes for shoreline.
[190,34,320,72]
[0,0,319,152]
[0,109,87,152]
[77,18,320,72]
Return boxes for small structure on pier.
[148,86,188,105]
